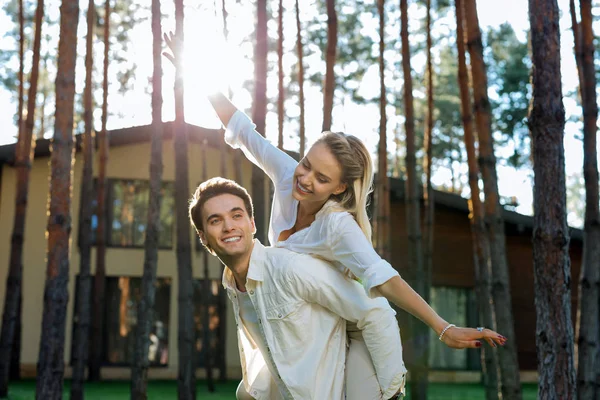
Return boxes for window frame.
[427,285,481,372]
[82,178,176,250]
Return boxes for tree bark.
[220,0,242,190]
[423,0,434,305]
[89,0,110,381]
[455,1,500,398]
[575,1,600,399]
[295,0,306,159]
[252,0,268,244]
[322,0,337,132]
[0,0,44,395]
[199,142,215,392]
[529,1,577,398]
[463,1,522,398]
[419,1,434,395]
[375,0,390,261]
[130,0,163,398]
[400,1,425,399]
[277,0,284,150]
[35,0,80,397]
[569,0,585,104]
[70,1,95,398]
[218,1,229,382]
[173,1,196,398]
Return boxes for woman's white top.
[224,110,400,297]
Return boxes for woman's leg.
[236,380,255,400]
[345,336,385,400]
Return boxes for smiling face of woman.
[292,142,347,207]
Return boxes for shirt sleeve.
[326,212,400,297]
[291,257,406,399]
[224,110,298,187]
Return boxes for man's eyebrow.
[205,207,246,222]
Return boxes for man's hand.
[440,326,507,349]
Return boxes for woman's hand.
[162,31,179,67]
[439,325,507,349]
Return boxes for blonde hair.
[313,132,374,244]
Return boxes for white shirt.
[224,241,406,400]
[225,110,401,297]
[236,288,282,390]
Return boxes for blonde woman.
[164,34,505,400]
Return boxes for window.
[193,278,225,369]
[70,276,172,367]
[103,277,171,366]
[428,287,480,370]
[89,179,175,249]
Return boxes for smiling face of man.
[198,193,256,261]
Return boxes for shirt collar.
[316,199,344,219]
[222,239,266,290]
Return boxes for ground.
[3,380,539,399]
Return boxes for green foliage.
[485,23,531,168]
[0,0,143,139]
[304,0,379,103]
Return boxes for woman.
[164,34,505,400]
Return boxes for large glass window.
[88,179,175,249]
[70,276,171,367]
[193,278,224,368]
[428,286,480,370]
[104,277,171,366]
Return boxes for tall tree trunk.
[35,0,80,397]
[375,0,390,261]
[0,0,44,395]
[422,0,434,304]
[322,0,337,132]
[89,0,110,381]
[252,0,268,244]
[173,1,196,398]
[463,1,522,398]
[575,1,600,399]
[70,1,95,398]
[220,0,242,188]
[569,0,585,103]
[200,142,215,392]
[218,1,229,381]
[277,0,284,150]
[455,0,500,398]
[130,0,162,398]
[529,1,576,398]
[400,1,425,399]
[295,0,306,159]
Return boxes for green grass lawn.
[3,380,538,399]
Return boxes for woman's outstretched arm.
[207,92,238,127]
[378,276,506,349]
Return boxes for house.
[0,122,582,382]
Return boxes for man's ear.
[251,217,256,235]
[333,182,347,196]
[198,230,207,246]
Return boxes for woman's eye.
[318,178,327,183]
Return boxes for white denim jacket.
[225,110,400,297]
[224,241,406,400]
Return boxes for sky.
[0,0,598,227]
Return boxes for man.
[189,177,406,399]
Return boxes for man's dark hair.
[189,177,254,235]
